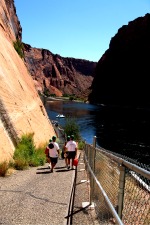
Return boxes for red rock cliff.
[0,0,55,162]
[24,44,97,99]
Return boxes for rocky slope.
[89,13,150,107]
[0,0,55,162]
[23,44,97,99]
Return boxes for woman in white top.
[48,136,60,172]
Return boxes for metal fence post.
[93,136,96,148]
[93,136,96,173]
[90,136,97,205]
[118,165,126,219]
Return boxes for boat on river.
[56,114,65,118]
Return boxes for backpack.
[48,143,54,149]
[45,146,49,156]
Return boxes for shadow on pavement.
[37,167,50,170]
[55,169,70,172]
[36,171,51,174]
[54,166,66,169]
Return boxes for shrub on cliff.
[13,39,24,58]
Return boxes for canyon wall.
[89,13,150,107]
[24,44,97,100]
[0,0,55,162]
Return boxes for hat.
[70,135,74,140]
[49,139,52,142]
[67,136,70,141]
[52,136,56,141]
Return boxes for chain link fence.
[84,139,150,225]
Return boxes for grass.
[0,133,47,176]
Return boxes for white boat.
[56,114,65,118]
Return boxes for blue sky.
[14,0,149,62]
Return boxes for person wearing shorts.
[65,135,77,170]
[63,136,70,167]
[48,136,60,172]
[46,139,52,169]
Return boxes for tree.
[63,117,81,141]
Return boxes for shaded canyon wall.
[89,13,150,107]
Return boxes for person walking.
[48,136,60,172]
[63,136,70,168]
[65,135,77,170]
[45,139,52,169]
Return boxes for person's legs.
[67,152,71,169]
[65,156,68,167]
[47,156,51,168]
[64,152,68,167]
[51,163,56,172]
[71,152,76,169]
[67,159,70,169]
[71,158,74,169]
[50,157,58,172]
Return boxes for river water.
[45,100,150,166]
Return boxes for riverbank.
[42,95,89,103]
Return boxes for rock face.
[24,44,97,99]
[0,0,55,162]
[89,13,150,107]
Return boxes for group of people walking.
[45,135,78,172]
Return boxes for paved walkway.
[0,159,75,225]
[0,122,97,224]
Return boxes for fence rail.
[84,137,150,225]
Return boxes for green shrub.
[13,39,24,58]
[69,96,74,101]
[63,117,81,141]
[50,94,56,97]
[43,88,50,97]
[14,158,29,170]
[29,148,46,167]
[13,133,46,170]
[78,141,85,150]
[62,94,70,97]
[0,134,46,174]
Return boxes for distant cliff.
[23,44,97,99]
[0,0,55,162]
[89,13,150,107]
